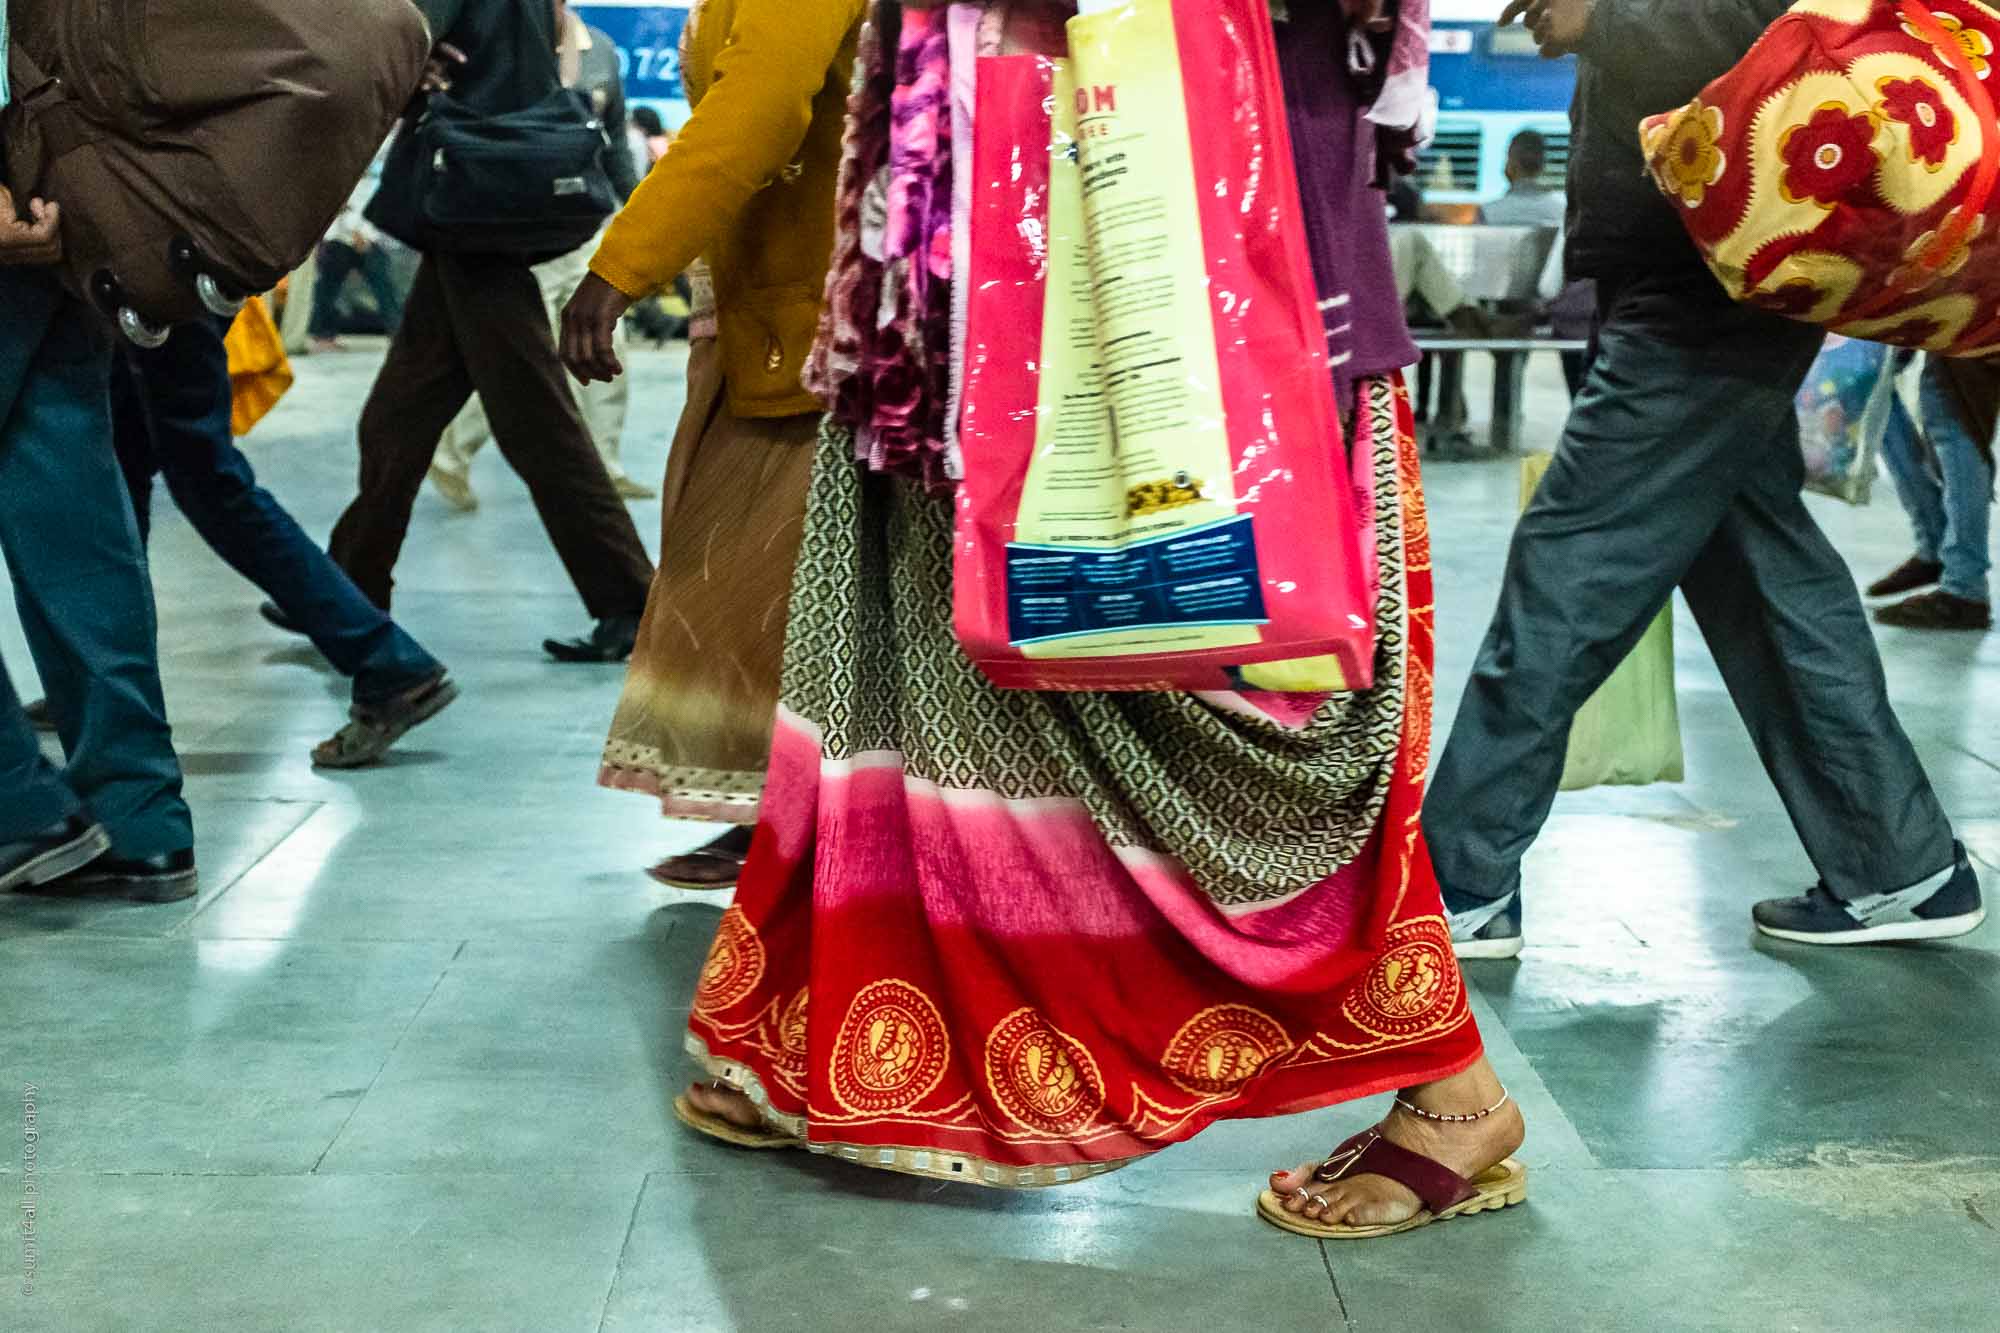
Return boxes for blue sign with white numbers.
[574,2,691,107]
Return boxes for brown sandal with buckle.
[673,1082,801,1151]
[1257,1128,1527,1240]
[312,672,459,769]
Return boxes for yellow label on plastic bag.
[1007,7,1262,661]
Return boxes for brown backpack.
[1,0,432,343]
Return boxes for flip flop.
[673,1092,801,1151]
[1257,1128,1527,1240]
[312,673,460,769]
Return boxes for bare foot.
[684,1081,767,1132]
[1268,1058,1525,1229]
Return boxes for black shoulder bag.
[367,85,619,260]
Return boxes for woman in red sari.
[671,0,1528,1239]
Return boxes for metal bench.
[1413,334,1588,454]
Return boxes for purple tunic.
[1275,5,1419,408]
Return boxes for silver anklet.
[1394,1090,1511,1124]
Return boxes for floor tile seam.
[0,925,187,946]
[309,950,465,1174]
[1465,974,1603,1171]
[1318,1241,1359,1333]
[1941,950,1998,989]
[1608,790,1707,818]
[166,800,328,940]
[593,1174,659,1333]
[1945,742,2000,778]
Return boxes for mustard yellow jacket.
[588,0,865,418]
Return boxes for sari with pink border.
[686,0,1476,1187]
[689,378,1474,1186]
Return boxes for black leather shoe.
[1866,556,1944,600]
[47,848,199,903]
[543,615,641,664]
[1874,589,1993,631]
[259,600,308,637]
[0,816,112,894]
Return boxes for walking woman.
[598,0,1530,1239]
[563,0,866,886]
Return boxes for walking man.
[0,174,197,901]
[325,0,655,662]
[1431,0,1985,953]
[428,0,654,511]
[1870,355,1996,632]
[113,315,459,768]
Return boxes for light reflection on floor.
[0,345,1992,1330]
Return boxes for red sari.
[687,380,1482,1186]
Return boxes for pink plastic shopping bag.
[955,0,1374,693]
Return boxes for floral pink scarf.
[808,2,1128,491]
[806,5,957,494]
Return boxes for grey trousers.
[1425,276,1955,906]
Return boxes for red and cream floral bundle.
[1643,0,2000,354]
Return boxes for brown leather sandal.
[312,673,459,770]
[1257,1128,1527,1240]
[647,829,753,890]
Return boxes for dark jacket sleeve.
[1581,0,1795,108]
[414,0,465,41]
[592,39,641,201]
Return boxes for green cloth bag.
[1519,453,1686,791]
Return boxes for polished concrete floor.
[2,345,1996,1331]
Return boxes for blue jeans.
[1881,357,1995,603]
[0,269,192,855]
[110,315,443,705]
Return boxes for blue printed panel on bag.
[1004,516,1269,645]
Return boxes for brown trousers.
[329,253,654,618]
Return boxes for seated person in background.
[1481,130,1568,229]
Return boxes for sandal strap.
[1311,1129,1479,1215]
[353,674,449,726]
[325,718,391,755]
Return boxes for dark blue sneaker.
[1448,891,1523,960]
[1753,845,1985,946]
